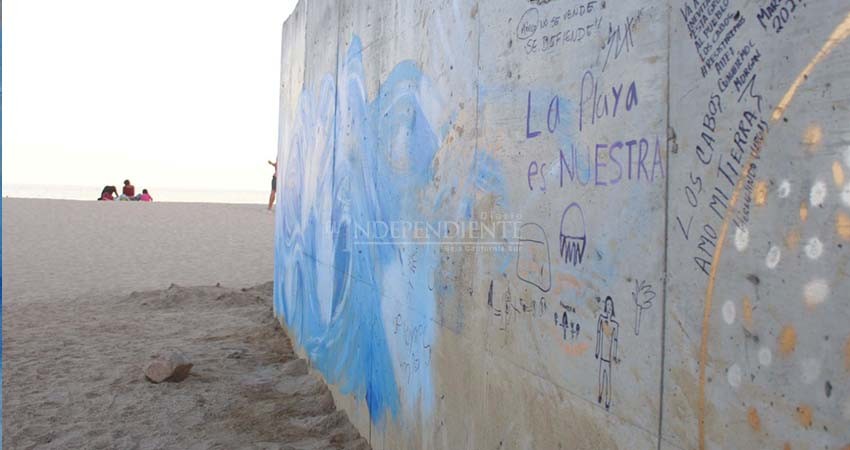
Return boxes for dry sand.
[2,198,369,449]
[2,198,276,303]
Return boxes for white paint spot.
[803,279,829,307]
[722,300,736,325]
[845,146,850,169]
[734,226,749,251]
[727,364,742,388]
[758,347,772,366]
[842,183,850,208]
[765,245,781,269]
[804,237,823,259]
[800,358,822,384]
[810,181,827,207]
[777,180,791,198]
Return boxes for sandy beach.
[2,198,368,449]
[2,198,275,303]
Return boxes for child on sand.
[139,189,153,202]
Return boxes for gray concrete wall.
[274,1,850,448]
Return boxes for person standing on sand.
[268,160,278,211]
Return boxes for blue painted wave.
[275,36,505,425]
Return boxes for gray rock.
[280,358,308,376]
[144,349,193,383]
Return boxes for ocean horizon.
[2,184,268,205]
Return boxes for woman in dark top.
[122,179,136,199]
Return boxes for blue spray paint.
[275,36,505,425]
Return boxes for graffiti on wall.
[276,0,850,447]
[275,35,505,424]
[670,0,850,448]
[595,295,620,410]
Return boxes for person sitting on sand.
[139,189,153,202]
[268,160,277,211]
[120,179,137,201]
[99,185,118,201]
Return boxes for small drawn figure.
[487,280,494,308]
[632,279,656,335]
[534,297,548,317]
[595,296,619,410]
[555,304,581,340]
[556,311,569,340]
[498,285,513,330]
[559,202,587,266]
[407,250,418,273]
[516,223,552,292]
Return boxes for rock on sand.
[144,349,193,383]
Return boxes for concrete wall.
[273,0,850,448]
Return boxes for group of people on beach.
[96,161,276,206]
[99,180,153,202]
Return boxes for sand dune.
[2,199,368,449]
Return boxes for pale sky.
[2,0,297,194]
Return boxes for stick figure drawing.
[595,296,619,410]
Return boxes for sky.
[2,0,298,196]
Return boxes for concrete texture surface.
[274,0,850,448]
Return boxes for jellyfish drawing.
[559,202,587,266]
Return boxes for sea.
[2,184,268,205]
